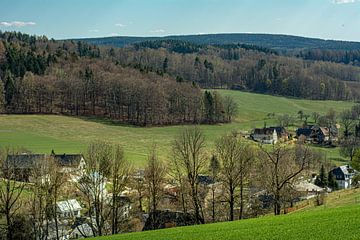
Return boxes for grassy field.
[0,90,355,165]
[90,189,360,240]
[92,203,360,240]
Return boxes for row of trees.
[0,127,323,239]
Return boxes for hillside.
[76,33,360,51]
[0,90,355,165]
[91,199,360,240]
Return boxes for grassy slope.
[91,188,360,240]
[93,205,360,240]
[0,90,355,165]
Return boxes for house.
[330,165,357,189]
[52,153,86,175]
[294,180,325,200]
[251,127,288,144]
[4,153,85,182]
[56,199,82,218]
[296,125,338,144]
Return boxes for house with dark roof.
[296,125,338,144]
[250,127,288,144]
[3,153,85,182]
[330,165,357,189]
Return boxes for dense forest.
[110,40,360,100]
[1,31,360,126]
[0,31,235,126]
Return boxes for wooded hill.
[0,31,234,126]
[1,31,360,126]
[106,39,360,100]
[77,33,360,51]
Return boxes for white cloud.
[89,29,99,33]
[0,21,36,27]
[115,23,126,27]
[150,29,165,33]
[333,0,357,4]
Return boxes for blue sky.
[1,0,360,41]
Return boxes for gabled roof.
[53,154,84,167]
[56,199,82,212]
[294,181,324,192]
[253,127,287,136]
[5,154,46,169]
[5,153,84,169]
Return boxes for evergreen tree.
[327,172,338,190]
[162,57,168,73]
[4,70,15,106]
[314,165,328,188]
[203,91,215,123]
[0,79,5,112]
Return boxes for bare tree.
[216,135,255,221]
[0,148,26,240]
[31,155,64,240]
[223,95,238,122]
[258,144,312,215]
[144,146,166,229]
[340,109,355,138]
[172,127,207,224]
[208,155,220,223]
[110,145,132,234]
[77,142,112,237]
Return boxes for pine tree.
[327,172,338,190]
[0,79,5,113]
[315,165,328,188]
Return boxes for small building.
[330,165,357,189]
[251,127,288,144]
[56,199,82,218]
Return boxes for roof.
[53,154,83,167]
[294,181,324,192]
[56,199,82,212]
[5,154,46,169]
[330,165,357,180]
[253,127,286,136]
[5,153,83,169]
[197,175,215,185]
[296,128,312,137]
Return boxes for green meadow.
[91,190,360,240]
[0,90,355,166]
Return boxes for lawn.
[91,203,360,240]
[0,90,355,166]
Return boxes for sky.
[0,0,360,41]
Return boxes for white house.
[330,165,357,189]
[251,128,278,144]
[56,199,82,218]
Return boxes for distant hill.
[75,33,360,51]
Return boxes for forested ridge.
[0,31,235,126]
[1,31,360,126]
[112,39,360,100]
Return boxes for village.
[2,108,359,239]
